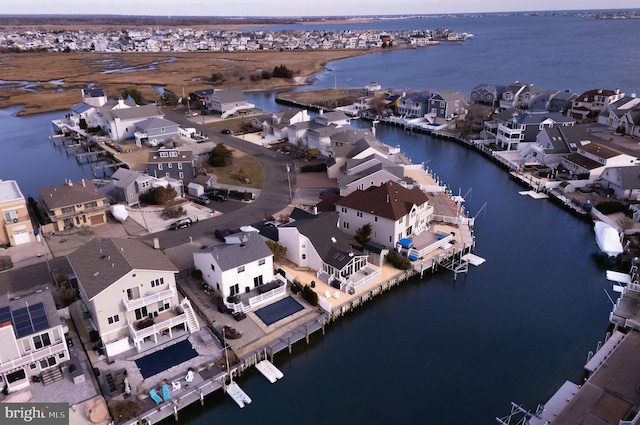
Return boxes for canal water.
[0,12,636,424]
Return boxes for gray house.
[134,117,181,147]
[209,89,255,118]
[470,84,504,107]
[108,168,155,205]
[147,149,195,182]
[428,89,467,125]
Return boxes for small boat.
[594,221,623,257]
[111,205,128,222]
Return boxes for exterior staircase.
[181,298,200,333]
[41,367,63,386]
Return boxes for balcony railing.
[0,342,66,374]
[122,285,176,312]
[127,313,187,342]
[47,204,110,221]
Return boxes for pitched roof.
[100,104,163,122]
[71,102,93,114]
[606,166,640,190]
[111,168,145,189]
[195,232,271,272]
[335,180,429,220]
[135,117,179,131]
[39,180,107,209]
[67,238,178,300]
[579,142,626,159]
[0,288,58,339]
[192,88,215,97]
[563,152,603,171]
[147,149,193,164]
[214,89,246,103]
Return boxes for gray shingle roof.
[67,238,178,300]
[39,180,107,210]
[214,89,246,103]
[286,211,354,264]
[196,232,271,272]
[100,104,163,122]
[135,117,179,132]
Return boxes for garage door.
[13,231,30,245]
[90,215,105,225]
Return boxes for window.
[29,363,36,370]
[151,277,164,287]
[258,259,265,266]
[33,333,52,350]
[169,151,178,157]
[52,328,61,343]
[253,275,263,287]
[168,163,173,168]
[134,306,148,321]
[237,266,245,273]
[356,211,363,218]
[158,164,163,170]
[107,314,120,324]
[211,264,215,271]
[23,339,31,352]
[160,151,169,158]
[398,217,403,224]
[158,299,170,312]
[343,222,349,229]
[341,207,347,213]
[61,206,75,214]
[84,201,98,209]
[179,172,184,179]
[178,163,182,170]
[374,217,378,222]
[161,127,165,132]
[141,181,150,188]
[4,211,18,223]
[126,286,140,300]
[58,352,65,359]
[302,254,306,260]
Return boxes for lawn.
[208,150,264,189]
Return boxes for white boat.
[594,221,623,257]
[255,359,284,384]
[227,381,251,408]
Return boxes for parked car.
[215,227,232,241]
[221,129,231,134]
[207,190,228,202]
[264,220,281,227]
[194,195,210,205]
[169,217,192,230]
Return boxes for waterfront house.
[262,108,310,140]
[0,180,35,246]
[97,103,164,142]
[133,117,181,147]
[600,165,640,200]
[193,232,283,313]
[427,89,467,126]
[547,90,578,113]
[597,96,640,130]
[569,88,625,123]
[189,88,215,111]
[498,81,532,110]
[315,110,351,127]
[334,180,433,248]
[337,154,405,196]
[0,289,71,394]
[207,89,255,118]
[67,237,199,356]
[68,102,98,129]
[396,92,431,118]
[618,107,640,138]
[147,148,195,181]
[528,125,595,169]
[496,110,575,150]
[39,179,109,232]
[81,87,108,108]
[276,211,373,293]
[470,84,504,107]
[561,141,637,180]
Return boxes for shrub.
[387,251,412,270]
[595,201,628,216]
[161,206,185,220]
[302,284,318,306]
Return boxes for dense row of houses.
[0,26,470,53]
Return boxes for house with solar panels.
[67,238,200,357]
[0,289,70,394]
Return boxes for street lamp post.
[286,164,292,202]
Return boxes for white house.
[0,289,70,394]
[67,238,200,356]
[334,180,433,247]
[97,103,164,142]
[561,141,638,180]
[600,165,640,201]
[193,232,282,314]
[337,154,405,196]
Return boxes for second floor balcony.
[122,284,176,312]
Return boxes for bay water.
[1,12,638,424]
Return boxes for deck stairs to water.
[41,367,63,386]
[180,298,200,333]
[227,381,252,408]
[254,360,284,384]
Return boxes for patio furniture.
[149,389,163,405]
[185,370,194,383]
[172,381,181,391]
[161,383,170,401]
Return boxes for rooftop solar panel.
[0,306,11,324]
[11,303,50,338]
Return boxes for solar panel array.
[0,303,50,338]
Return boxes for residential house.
[569,88,625,123]
[208,89,255,118]
[397,92,431,118]
[39,179,110,231]
[337,154,406,196]
[193,232,282,314]
[499,81,532,110]
[67,237,199,356]
[618,107,640,138]
[81,87,108,108]
[0,289,70,394]
[561,141,637,179]
[189,88,215,111]
[470,84,504,107]
[277,210,374,293]
[105,168,183,205]
[262,108,310,140]
[147,148,195,181]
[496,111,575,151]
[427,89,467,125]
[133,117,181,147]
[0,180,35,246]
[97,103,164,142]
[548,90,579,113]
[598,96,640,130]
[528,125,595,168]
[68,102,98,129]
[600,165,640,200]
[314,111,351,127]
[334,180,433,248]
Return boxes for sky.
[2,0,638,17]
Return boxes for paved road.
[143,108,296,249]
